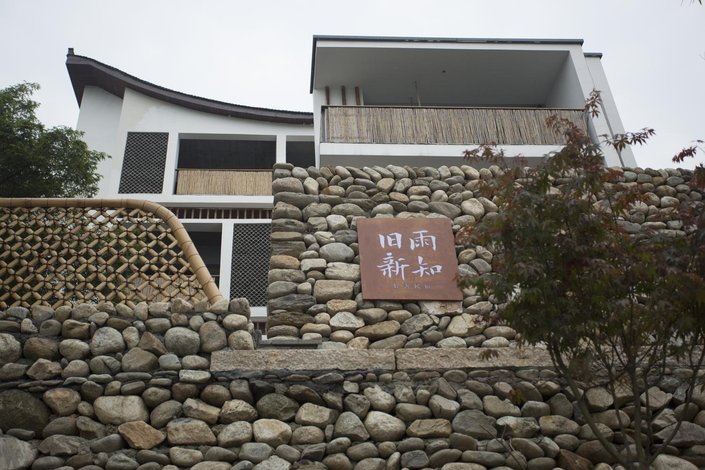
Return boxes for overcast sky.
[1,0,703,169]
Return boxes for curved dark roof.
[66,50,313,125]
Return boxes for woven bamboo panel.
[0,200,222,309]
[323,106,586,145]
[176,169,272,196]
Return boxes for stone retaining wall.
[0,299,254,468]
[1,298,704,470]
[267,164,702,348]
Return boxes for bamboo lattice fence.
[0,198,223,309]
[323,106,586,146]
[176,169,272,196]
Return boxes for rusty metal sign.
[358,218,463,300]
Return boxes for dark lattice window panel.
[230,223,271,306]
[119,132,169,193]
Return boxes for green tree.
[0,82,106,197]
[458,93,705,469]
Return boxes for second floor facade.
[311,36,635,168]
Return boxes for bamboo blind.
[323,106,586,146]
[0,198,223,309]
[176,169,273,196]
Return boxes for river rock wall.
[1,304,704,470]
[0,298,254,468]
[267,163,702,348]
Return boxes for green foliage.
[0,82,106,197]
[459,92,705,468]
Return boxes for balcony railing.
[322,105,586,146]
[175,169,272,196]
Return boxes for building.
[66,35,635,326]
[312,36,635,168]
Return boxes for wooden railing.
[175,169,272,196]
[322,106,586,146]
[0,198,223,309]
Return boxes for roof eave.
[66,51,313,125]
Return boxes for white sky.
[1,0,703,169]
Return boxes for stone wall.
[267,164,702,348]
[0,299,254,468]
[1,301,705,470]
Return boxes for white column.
[312,90,324,167]
[275,134,287,165]
[569,50,624,167]
[162,131,179,195]
[218,221,234,300]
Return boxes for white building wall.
[111,89,313,198]
[566,49,626,167]
[74,87,124,197]
[585,56,636,167]
[545,54,585,109]
[312,89,325,166]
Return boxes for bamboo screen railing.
[175,169,272,196]
[323,106,586,146]
[0,198,223,309]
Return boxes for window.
[178,138,275,170]
[119,132,168,193]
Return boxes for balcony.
[175,169,272,196]
[322,106,586,146]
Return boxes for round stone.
[223,314,249,331]
[295,403,337,427]
[90,327,125,356]
[94,396,149,425]
[218,421,253,447]
[228,331,254,350]
[334,411,370,441]
[539,415,580,436]
[0,435,37,470]
[253,419,292,447]
[319,243,355,262]
[356,321,400,341]
[364,386,396,413]
[164,327,200,356]
[199,321,227,353]
[0,389,50,434]
[118,421,166,450]
[59,339,91,360]
[291,425,325,445]
[329,311,365,331]
[121,348,158,373]
[363,411,406,441]
[256,393,300,422]
[220,399,258,423]
[166,418,216,446]
[43,388,81,416]
[169,447,204,467]
[0,333,21,366]
[23,337,59,361]
[461,199,485,219]
[25,359,62,380]
[150,401,183,429]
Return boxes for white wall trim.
[219,222,234,300]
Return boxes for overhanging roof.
[310,35,586,93]
[66,50,313,125]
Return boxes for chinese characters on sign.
[358,218,463,300]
